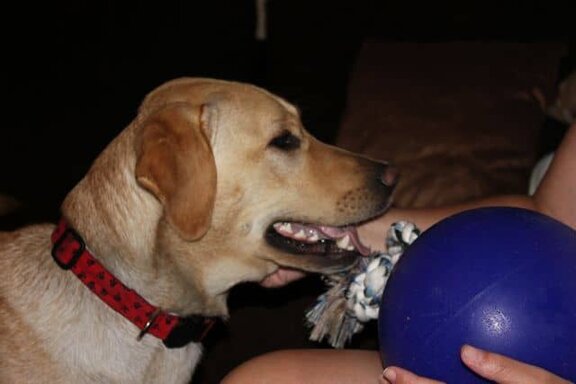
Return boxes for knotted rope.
[306,221,420,348]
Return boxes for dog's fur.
[0,78,394,383]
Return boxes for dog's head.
[68,78,396,315]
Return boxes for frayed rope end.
[305,221,420,348]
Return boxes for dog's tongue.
[318,225,372,256]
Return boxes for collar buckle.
[137,308,162,341]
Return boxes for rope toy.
[305,221,420,348]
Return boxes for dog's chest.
[51,280,204,382]
[56,336,203,384]
[141,344,204,384]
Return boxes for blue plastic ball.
[378,207,576,383]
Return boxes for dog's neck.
[60,127,228,317]
[50,219,217,348]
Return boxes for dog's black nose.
[380,164,399,187]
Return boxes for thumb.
[460,344,571,384]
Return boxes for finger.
[460,344,571,384]
[259,269,306,288]
[381,367,445,384]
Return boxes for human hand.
[379,344,572,384]
[259,268,306,288]
[459,344,572,384]
[357,216,390,252]
[378,366,443,384]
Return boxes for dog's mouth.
[265,221,372,259]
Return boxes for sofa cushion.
[336,41,567,207]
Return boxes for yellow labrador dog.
[0,78,396,383]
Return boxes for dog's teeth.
[294,230,307,240]
[274,222,293,234]
[336,235,351,250]
[308,233,319,242]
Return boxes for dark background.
[1,1,574,383]
[2,1,574,224]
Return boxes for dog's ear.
[135,103,217,241]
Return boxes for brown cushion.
[336,40,567,207]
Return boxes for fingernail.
[461,344,483,365]
[382,367,397,383]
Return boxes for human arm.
[531,122,576,229]
[360,123,576,251]
[358,195,535,251]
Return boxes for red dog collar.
[51,219,216,348]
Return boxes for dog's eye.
[269,131,301,151]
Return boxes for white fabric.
[529,152,554,195]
